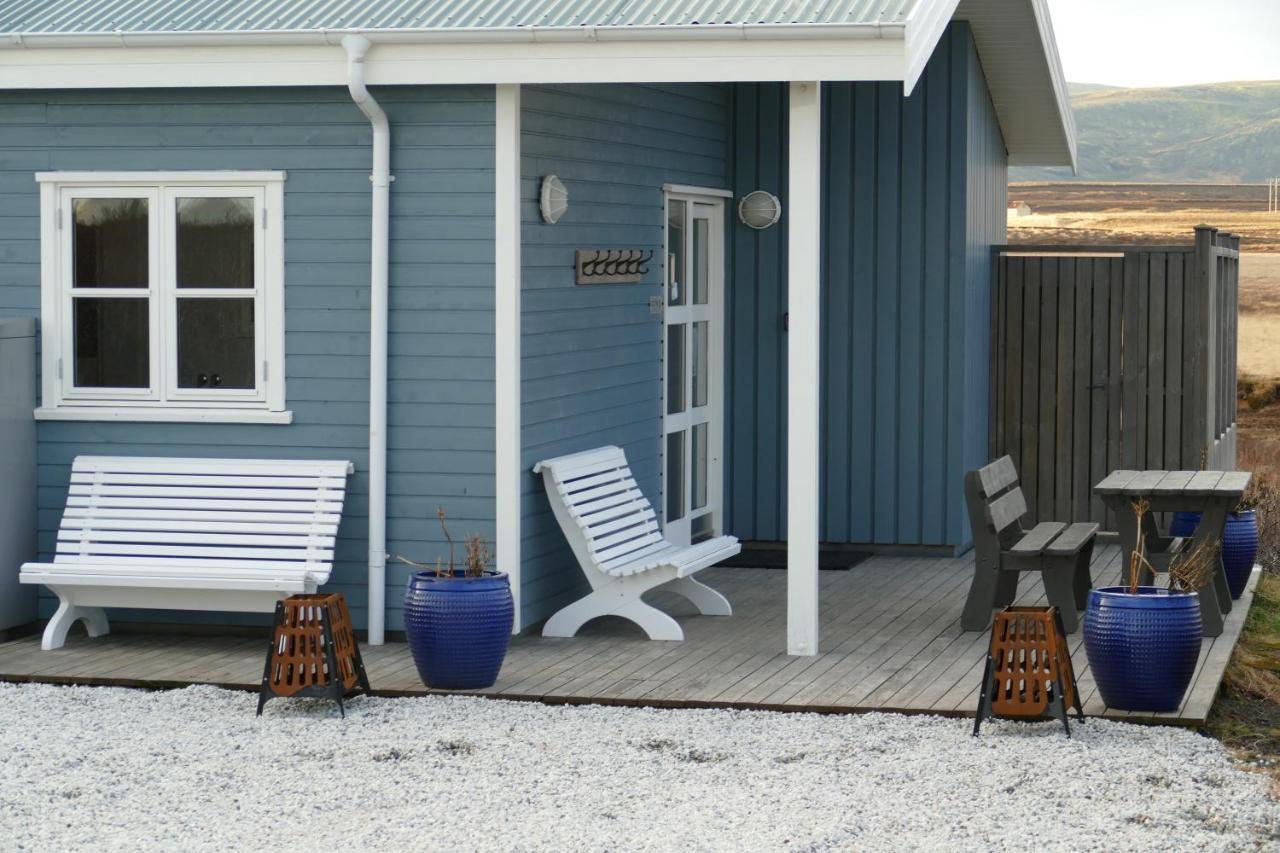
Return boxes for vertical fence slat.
[1020,258,1041,523]
[1164,254,1184,470]
[1004,256,1024,480]
[1147,253,1167,470]
[1121,251,1142,470]
[990,249,1005,460]
[1106,256,1125,529]
[1073,257,1093,524]
[1055,258,1075,522]
[1038,258,1059,523]
[1090,257,1111,524]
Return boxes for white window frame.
[34,171,290,424]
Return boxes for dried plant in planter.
[1237,474,1280,574]
[464,534,492,578]
[393,506,492,578]
[1127,498,1216,594]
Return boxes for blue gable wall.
[519,83,730,627]
[726,22,1007,551]
[0,86,496,630]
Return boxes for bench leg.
[1042,562,1081,634]
[1073,539,1096,611]
[42,598,110,651]
[542,585,684,641]
[661,576,732,617]
[962,559,1007,631]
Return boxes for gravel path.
[1,684,1276,852]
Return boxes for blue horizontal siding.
[0,85,496,631]
[519,83,730,628]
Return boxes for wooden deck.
[0,545,1260,726]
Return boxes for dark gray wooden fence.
[990,226,1240,529]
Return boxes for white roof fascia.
[1029,0,1078,172]
[0,27,914,90]
[1,23,908,48]
[902,0,962,94]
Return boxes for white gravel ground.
[0,684,1277,852]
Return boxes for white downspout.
[343,34,390,646]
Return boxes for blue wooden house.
[0,0,1075,655]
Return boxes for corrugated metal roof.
[0,1,923,34]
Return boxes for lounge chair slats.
[533,446,738,640]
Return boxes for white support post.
[787,80,822,656]
[495,84,523,632]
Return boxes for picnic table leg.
[1189,504,1229,638]
[1108,496,1139,587]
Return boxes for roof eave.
[1,21,907,50]
[1030,0,1079,171]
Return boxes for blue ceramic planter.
[403,571,514,690]
[1168,511,1200,538]
[1168,510,1257,600]
[1222,511,1258,600]
[1083,587,1202,712]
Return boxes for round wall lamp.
[540,174,569,224]
[738,190,782,230]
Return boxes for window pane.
[666,430,685,523]
[73,198,148,289]
[692,321,708,408]
[667,200,686,306]
[73,297,149,388]
[692,217,709,305]
[177,298,255,390]
[667,323,686,415]
[177,197,254,289]
[692,422,708,511]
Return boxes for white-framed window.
[34,172,290,424]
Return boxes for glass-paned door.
[663,193,725,546]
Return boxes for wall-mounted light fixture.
[738,190,782,230]
[540,175,569,224]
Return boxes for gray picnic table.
[1094,470,1250,638]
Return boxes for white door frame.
[661,187,728,547]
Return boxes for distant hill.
[1011,81,1280,183]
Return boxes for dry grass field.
[1009,182,1280,251]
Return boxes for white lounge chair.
[533,445,739,641]
[20,455,354,650]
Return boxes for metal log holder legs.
[974,607,1083,738]
[257,593,371,717]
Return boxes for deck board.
[0,546,1258,726]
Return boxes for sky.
[1046,0,1280,88]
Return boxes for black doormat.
[718,544,872,571]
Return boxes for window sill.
[34,407,294,425]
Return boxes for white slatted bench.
[20,456,354,650]
[533,445,739,641]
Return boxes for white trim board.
[663,184,734,199]
[494,84,523,634]
[0,38,907,88]
[34,407,293,424]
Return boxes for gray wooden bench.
[961,456,1098,632]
